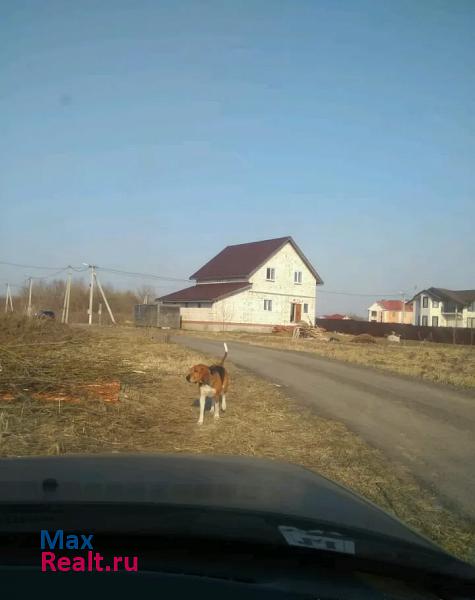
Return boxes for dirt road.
[174,335,475,521]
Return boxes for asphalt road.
[174,335,475,521]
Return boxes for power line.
[97,267,189,283]
[317,289,409,298]
[30,268,70,280]
[0,260,66,271]
[0,260,409,297]
[0,260,188,282]
[27,265,88,280]
[0,282,24,288]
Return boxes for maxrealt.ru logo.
[40,530,138,572]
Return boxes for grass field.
[177,330,475,389]
[0,316,474,562]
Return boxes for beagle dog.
[186,343,229,425]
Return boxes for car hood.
[0,453,440,551]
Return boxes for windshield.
[1,0,474,581]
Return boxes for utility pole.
[26,278,33,317]
[453,306,458,345]
[5,284,14,313]
[87,265,95,325]
[65,270,71,324]
[94,271,116,325]
[61,269,72,324]
[400,291,406,324]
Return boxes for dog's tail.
[220,342,228,365]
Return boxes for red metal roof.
[378,300,413,312]
[159,282,251,303]
[190,236,323,283]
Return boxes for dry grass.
[0,317,474,563]
[178,330,475,389]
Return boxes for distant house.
[410,288,475,328]
[321,313,351,320]
[368,300,413,324]
[159,236,323,332]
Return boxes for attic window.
[294,271,302,284]
[266,268,275,281]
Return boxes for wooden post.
[98,302,102,326]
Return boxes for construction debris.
[387,332,401,343]
[351,333,377,344]
[272,325,295,334]
[290,322,329,340]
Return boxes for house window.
[468,318,475,328]
[422,296,428,308]
[432,300,439,308]
[294,271,302,284]
[468,302,475,312]
[371,310,377,317]
[266,268,275,281]
[303,303,309,314]
[264,299,272,311]
[422,316,428,326]
[432,316,439,327]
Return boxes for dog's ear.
[198,365,210,384]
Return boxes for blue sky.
[1,0,474,314]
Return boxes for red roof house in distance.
[159,236,323,332]
[321,313,351,320]
[368,300,413,324]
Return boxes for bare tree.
[347,313,366,321]
[8,279,147,323]
[135,285,157,304]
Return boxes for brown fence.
[315,319,475,346]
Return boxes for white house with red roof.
[368,300,413,324]
[159,236,323,332]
